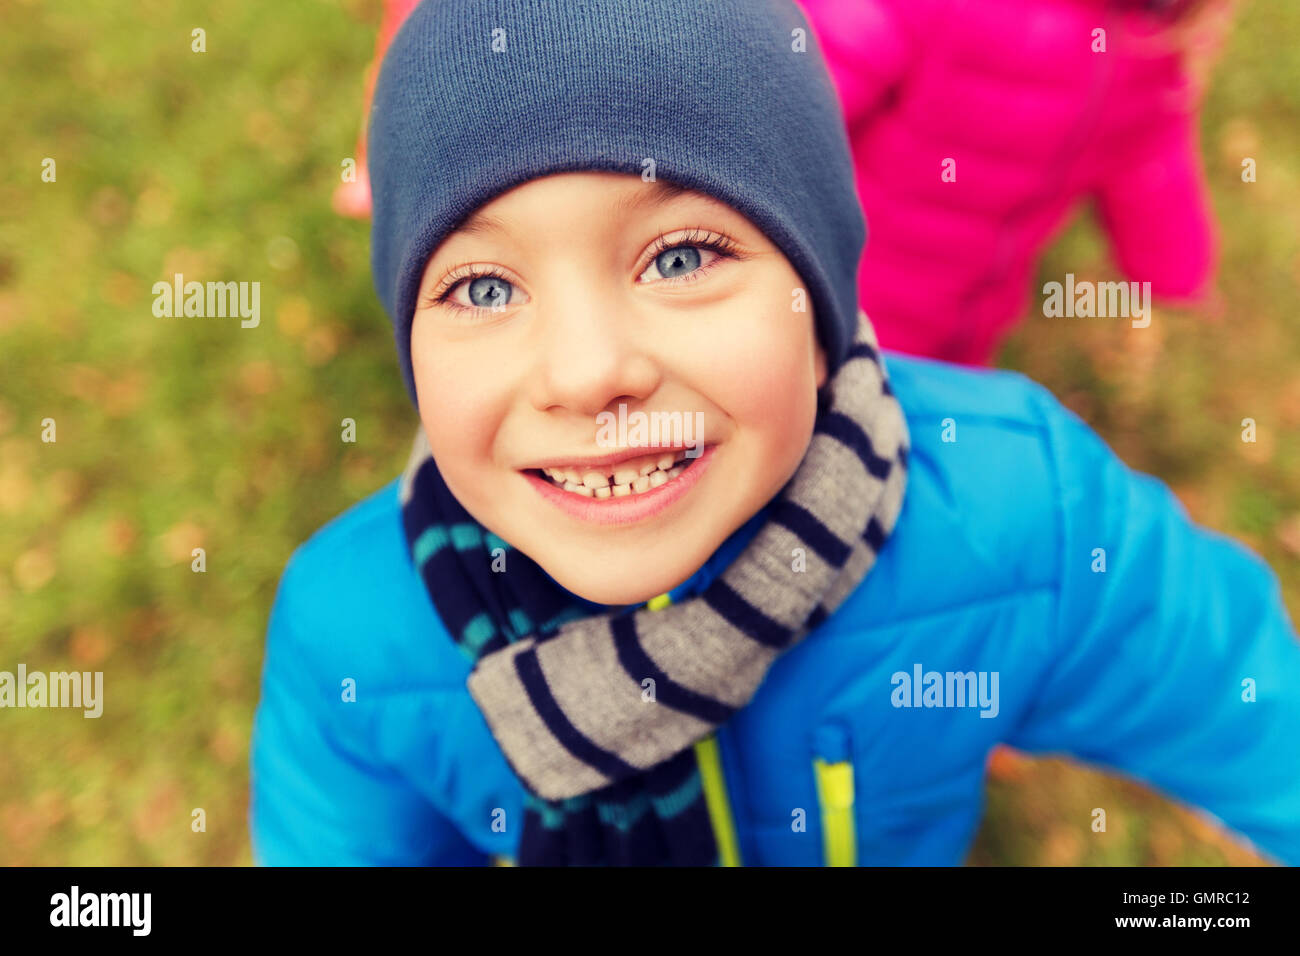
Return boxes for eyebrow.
[453,179,694,239]
[454,209,509,238]
[610,179,694,217]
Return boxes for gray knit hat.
[368,0,865,403]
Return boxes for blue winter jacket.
[248,353,1300,866]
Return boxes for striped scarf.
[398,320,909,865]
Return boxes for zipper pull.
[812,723,856,866]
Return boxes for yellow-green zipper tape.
[813,757,856,866]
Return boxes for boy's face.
[410,171,827,606]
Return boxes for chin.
[542,555,701,608]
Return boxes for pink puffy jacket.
[798,0,1218,365]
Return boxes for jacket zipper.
[649,591,742,866]
[812,723,857,866]
[495,738,743,868]
[495,590,740,866]
[694,733,743,866]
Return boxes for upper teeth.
[542,450,695,498]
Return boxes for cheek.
[410,325,508,474]
[731,338,819,460]
[703,312,820,448]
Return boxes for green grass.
[0,0,1295,865]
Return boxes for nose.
[527,286,661,420]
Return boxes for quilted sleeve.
[1093,79,1218,300]
[1007,396,1300,865]
[248,553,486,866]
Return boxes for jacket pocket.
[812,723,857,867]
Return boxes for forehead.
[451,175,721,240]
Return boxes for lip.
[521,443,706,472]
[522,443,717,526]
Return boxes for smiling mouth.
[525,448,701,498]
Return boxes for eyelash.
[422,263,513,310]
[643,227,741,283]
[421,227,741,313]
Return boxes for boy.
[249,0,1300,866]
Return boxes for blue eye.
[639,229,741,285]
[653,246,702,279]
[467,275,512,307]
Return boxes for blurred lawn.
[0,0,1295,866]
